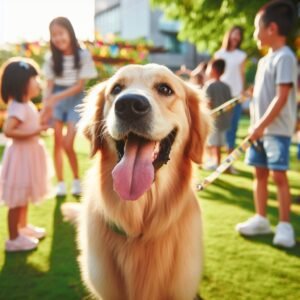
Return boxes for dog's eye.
[157,83,173,96]
[111,84,123,95]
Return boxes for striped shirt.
[43,48,97,86]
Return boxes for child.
[203,59,232,169]
[215,26,247,174]
[175,64,191,81]
[42,17,97,196]
[0,58,52,252]
[236,0,297,248]
[190,61,208,88]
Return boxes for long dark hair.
[221,26,244,51]
[49,17,81,76]
[0,58,39,103]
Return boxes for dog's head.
[81,64,210,201]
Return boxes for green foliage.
[151,0,299,56]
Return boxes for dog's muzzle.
[110,93,177,201]
[115,93,151,122]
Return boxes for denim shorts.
[245,135,291,171]
[53,85,84,124]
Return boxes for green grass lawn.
[0,115,299,300]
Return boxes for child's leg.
[271,170,291,222]
[254,166,269,217]
[54,120,65,181]
[205,145,212,160]
[216,146,222,165]
[211,146,221,165]
[18,204,46,239]
[19,205,28,228]
[8,207,22,240]
[235,165,272,236]
[64,122,79,179]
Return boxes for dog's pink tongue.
[112,137,155,200]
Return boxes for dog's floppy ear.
[185,84,211,164]
[79,81,107,157]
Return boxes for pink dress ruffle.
[0,101,53,208]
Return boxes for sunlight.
[0,0,95,44]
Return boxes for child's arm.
[3,117,47,139]
[43,80,54,99]
[249,83,291,141]
[40,79,85,123]
[43,79,85,107]
[206,99,212,109]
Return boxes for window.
[159,17,184,54]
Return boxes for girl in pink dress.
[0,58,52,252]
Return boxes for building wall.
[95,0,119,13]
[149,9,201,70]
[94,0,206,70]
[95,0,121,35]
[121,0,150,40]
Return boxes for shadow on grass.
[198,169,300,258]
[0,250,44,299]
[0,196,88,299]
[46,195,87,299]
[239,234,300,258]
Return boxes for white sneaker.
[203,162,217,171]
[19,224,46,239]
[5,234,39,252]
[71,179,81,196]
[56,181,67,196]
[235,215,272,236]
[273,222,296,248]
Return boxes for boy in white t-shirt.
[235,0,297,248]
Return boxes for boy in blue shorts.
[236,0,297,248]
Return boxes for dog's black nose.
[115,94,150,120]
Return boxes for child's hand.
[40,104,53,125]
[43,95,56,107]
[241,86,253,99]
[248,125,264,142]
[34,123,49,136]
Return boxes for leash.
[210,95,248,117]
[195,93,253,191]
[196,136,253,191]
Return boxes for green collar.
[107,221,128,237]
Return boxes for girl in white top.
[215,26,247,173]
[42,17,97,196]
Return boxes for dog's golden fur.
[77,64,211,300]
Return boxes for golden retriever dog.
[76,63,210,300]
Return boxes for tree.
[150,0,299,56]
